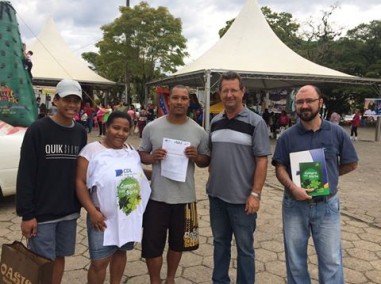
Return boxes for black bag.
[0,241,53,284]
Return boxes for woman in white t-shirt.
[76,111,151,284]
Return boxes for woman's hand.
[89,209,107,232]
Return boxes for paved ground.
[0,125,380,283]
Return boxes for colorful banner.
[156,87,170,117]
[364,98,381,117]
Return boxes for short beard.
[297,108,320,122]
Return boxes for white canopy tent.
[28,18,114,87]
[148,0,381,131]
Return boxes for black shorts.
[142,200,198,258]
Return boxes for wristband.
[250,191,261,200]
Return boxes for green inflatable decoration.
[0,1,37,127]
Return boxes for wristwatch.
[250,191,261,200]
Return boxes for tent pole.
[204,70,211,132]
[375,85,381,141]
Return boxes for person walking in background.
[262,108,270,126]
[126,106,136,133]
[137,105,148,138]
[83,102,95,134]
[16,79,88,284]
[277,110,290,138]
[262,108,271,137]
[138,85,210,284]
[207,71,271,284]
[330,111,341,125]
[80,109,88,128]
[188,93,203,126]
[76,111,151,284]
[98,104,112,136]
[114,100,128,113]
[351,109,361,141]
[96,104,105,137]
[278,110,290,127]
[38,102,47,119]
[147,104,156,123]
[272,85,358,284]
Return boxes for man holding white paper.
[138,85,210,284]
[272,85,358,284]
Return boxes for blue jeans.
[282,194,344,284]
[86,117,93,133]
[209,196,257,284]
[29,219,77,260]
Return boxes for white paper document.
[161,137,190,182]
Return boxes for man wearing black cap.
[16,79,88,284]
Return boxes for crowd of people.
[16,74,359,284]
[35,96,157,140]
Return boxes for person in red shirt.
[83,102,95,134]
[278,110,290,127]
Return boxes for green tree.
[346,21,381,78]
[261,7,301,50]
[81,52,98,71]
[84,2,188,104]
[297,4,342,65]
[293,6,381,114]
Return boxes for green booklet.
[290,148,330,197]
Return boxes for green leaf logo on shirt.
[117,177,141,215]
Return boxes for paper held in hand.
[161,137,190,182]
[290,148,330,197]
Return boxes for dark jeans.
[138,120,147,138]
[351,126,358,137]
[209,196,257,284]
[86,117,93,133]
[99,123,105,136]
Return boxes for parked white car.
[342,114,354,124]
[0,130,25,197]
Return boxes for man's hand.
[290,185,314,200]
[184,146,199,163]
[151,148,167,163]
[245,195,260,215]
[21,218,37,239]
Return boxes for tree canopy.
[82,1,188,104]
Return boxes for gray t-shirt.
[207,108,271,204]
[138,116,210,204]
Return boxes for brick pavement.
[0,125,380,283]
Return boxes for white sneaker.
[354,137,358,141]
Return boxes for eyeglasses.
[295,98,320,105]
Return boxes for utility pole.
[125,0,130,105]
[125,69,129,105]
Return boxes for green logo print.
[117,177,141,215]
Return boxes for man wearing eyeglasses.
[272,85,358,284]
